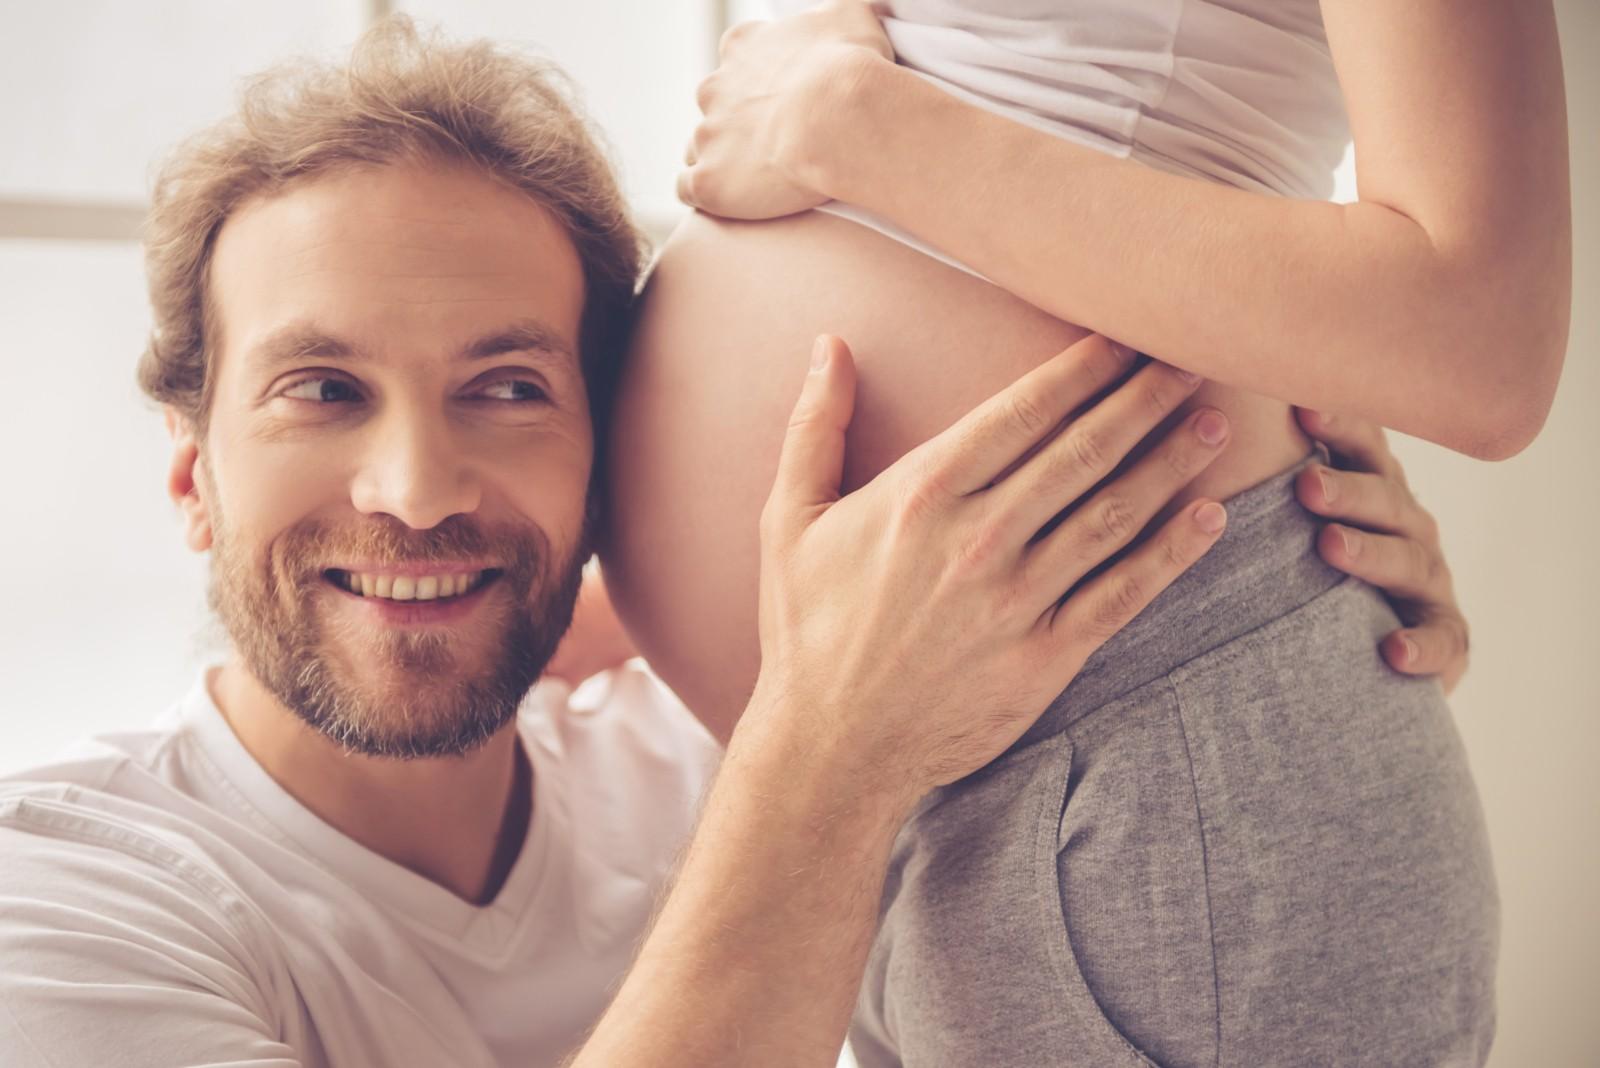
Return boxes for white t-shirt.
[0,662,721,1068]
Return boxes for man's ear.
[164,408,213,553]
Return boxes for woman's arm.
[682,0,1571,459]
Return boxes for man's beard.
[208,508,586,760]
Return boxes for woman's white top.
[767,0,1351,270]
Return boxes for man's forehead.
[207,162,588,374]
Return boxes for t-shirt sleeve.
[0,814,303,1068]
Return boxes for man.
[0,19,1469,1067]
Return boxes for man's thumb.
[767,335,858,534]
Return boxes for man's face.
[181,160,593,758]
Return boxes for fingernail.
[1340,527,1362,558]
[1109,341,1135,363]
[810,336,829,373]
[1177,367,1203,386]
[1195,502,1227,534]
[1317,411,1336,428]
[1318,468,1338,503]
[1399,635,1418,665]
[1195,410,1229,445]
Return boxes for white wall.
[0,2,1595,1064]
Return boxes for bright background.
[1,2,1594,1065]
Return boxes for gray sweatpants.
[850,451,1499,1067]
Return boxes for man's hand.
[678,1,890,219]
[1293,407,1471,694]
[744,334,1232,810]
[570,333,1230,1068]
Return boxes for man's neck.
[207,659,532,906]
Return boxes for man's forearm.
[567,694,915,1068]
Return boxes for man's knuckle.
[956,520,1007,572]
[1067,425,1108,473]
[1415,506,1441,545]
[1006,391,1053,439]
[1096,494,1138,542]
[1410,539,1438,585]
[897,476,943,526]
[1162,531,1191,571]
[1143,376,1179,420]
[1163,437,1199,480]
[1099,572,1146,627]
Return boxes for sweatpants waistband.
[1013,446,1345,752]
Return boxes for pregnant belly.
[600,209,1311,741]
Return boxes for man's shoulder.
[526,660,721,802]
[0,770,249,926]
[0,716,274,949]
[0,780,295,1067]
[522,662,721,878]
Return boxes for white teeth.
[338,570,488,602]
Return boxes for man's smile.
[321,567,505,625]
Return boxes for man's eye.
[477,379,548,403]
[282,377,361,403]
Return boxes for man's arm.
[569,333,1231,1066]
[0,820,301,1068]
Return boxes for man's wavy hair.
[137,15,644,442]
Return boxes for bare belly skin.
[600,210,1312,741]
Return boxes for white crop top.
[766,0,1352,272]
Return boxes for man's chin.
[299,671,525,759]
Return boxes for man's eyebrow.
[247,318,578,370]
[460,319,578,365]
[249,325,358,369]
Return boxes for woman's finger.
[1380,611,1471,695]
[989,359,1205,540]
[1044,497,1228,658]
[1294,408,1408,486]
[1316,523,1448,603]
[918,335,1137,497]
[1021,405,1229,608]
[1295,465,1438,545]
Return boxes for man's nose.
[348,408,483,530]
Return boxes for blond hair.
[138,16,644,434]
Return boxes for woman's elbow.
[1429,259,1569,460]
[1451,325,1567,461]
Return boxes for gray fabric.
[850,451,1500,1068]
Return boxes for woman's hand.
[745,335,1232,807]
[678,1,891,219]
[1293,408,1471,694]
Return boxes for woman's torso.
[601,1,1350,739]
